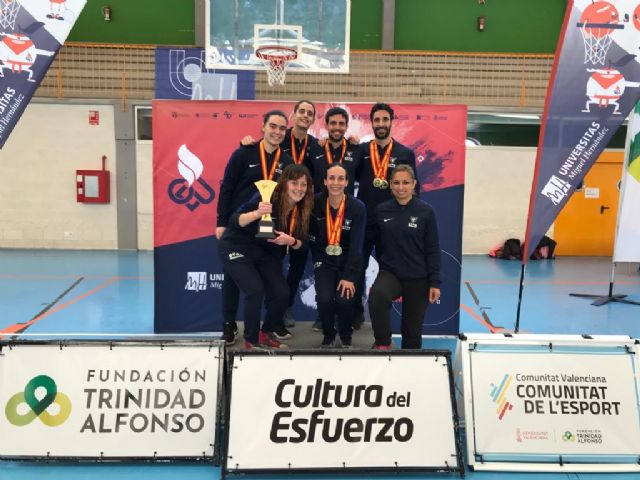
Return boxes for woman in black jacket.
[218,164,314,350]
[368,165,441,350]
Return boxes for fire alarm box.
[76,155,110,203]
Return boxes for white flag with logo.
[613,101,640,263]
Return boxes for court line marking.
[464,281,503,331]
[0,277,119,337]
[460,302,498,334]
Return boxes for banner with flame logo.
[153,100,466,334]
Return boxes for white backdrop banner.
[459,334,640,472]
[226,352,461,473]
[0,341,223,459]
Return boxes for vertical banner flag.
[0,0,86,148]
[613,100,640,262]
[524,0,640,260]
[153,100,466,335]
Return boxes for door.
[554,151,623,256]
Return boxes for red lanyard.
[290,131,308,165]
[369,139,393,180]
[288,205,298,237]
[324,139,347,164]
[325,195,346,246]
[259,140,280,180]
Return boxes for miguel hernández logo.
[168,144,215,211]
[490,374,513,420]
[5,375,71,426]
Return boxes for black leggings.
[286,246,309,307]
[221,251,289,344]
[368,270,429,349]
[314,264,356,340]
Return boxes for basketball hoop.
[578,21,617,65]
[255,45,297,87]
[0,0,21,31]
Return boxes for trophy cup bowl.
[254,179,278,239]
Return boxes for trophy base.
[255,221,276,239]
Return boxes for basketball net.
[0,0,21,31]
[256,46,297,87]
[580,23,614,65]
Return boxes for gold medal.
[333,246,343,256]
[325,245,335,255]
[373,178,382,188]
[380,179,389,189]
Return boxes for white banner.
[613,101,640,263]
[226,352,460,473]
[0,341,223,459]
[459,334,640,472]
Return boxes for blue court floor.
[0,249,639,480]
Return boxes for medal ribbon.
[369,139,394,181]
[324,139,347,164]
[288,205,298,238]
[325,195,346,246]
[259,140,280,180]
[290,131,308,165]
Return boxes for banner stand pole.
[569,262,640,306]
[515,263,526,333]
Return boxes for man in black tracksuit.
[354,103,417,327]
[216,110,293,344]
[306,107,361,196]
[278,100,318,334]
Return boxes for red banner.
[153,100,466,335]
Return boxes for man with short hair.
[307,106,361,195]
[354,103,418,328]
[217,110,294,345]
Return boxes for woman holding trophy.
[310,163,366,348]
[218,164,314,350]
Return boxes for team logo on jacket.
[343,219,352,230]
[228,252,244,260]
[408,216,418,228]
[168,144,215,211]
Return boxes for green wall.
[394,0,566,53]
[67,0,565,53]
[351,0,382,49]
[68,0,195,45]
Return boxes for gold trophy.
[254,179,278,239]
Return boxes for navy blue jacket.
[373,197,441,286]
[218,193,307,260]
[356,139,417,225]
[280,128,317,168]
[216,143,293,228]
[309,192,366,283]
[306,141,361,195]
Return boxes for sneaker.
[352,311,364,331]
[283,308,296,328]
[321,336,335,348]
[312,319,323,332]
[273,327,293,340]
[340,337,352,349]
[372,344,391,351]
[222,323,239,346]
[243,340,262,351]
[259,331,289,349]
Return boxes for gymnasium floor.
[0,249,639,480]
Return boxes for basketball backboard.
[205,0,350,74]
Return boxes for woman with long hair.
[310,163,366,348]
[368,164,441,350]
[218,164,314,349]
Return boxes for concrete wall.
[0,103,117,249]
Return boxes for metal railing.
[35,43,554,109]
